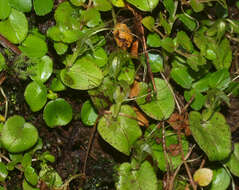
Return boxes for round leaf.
[93,0,112,11]
[98,105,142,155]
[9,0,32,12]
[210,167,230,190]
[28,56,53,83]
[226,143,239,177]
[81,100,98,126]
[70,0,86,6]
[189,111,231,161]
[126,0,159,12]
[50,77,66,92]
[54,42,68,55]
[33,0,53,16]
[0,115,38,153]
[0,0,11,20]
[80,8,102,27]
[136,78,175,120]
[24,81,47,112]
[43,98,73,128]
[19,34,48,58]
[141,16,155,32]
[60,57,103,90]
[193,168,213,187]
[0,9,28,44]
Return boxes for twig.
[162,122,171,189]
[0,87,8,119]
[181,94,195,114]
[160,72,182,114]
[60,173,85,190]
[169,144,196,190]
[177,131,197,190]
[0,34,21,55]
[83,116,100,175]
[125,3,157,94]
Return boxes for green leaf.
[39,163,62,188]
[81,100,98,126]
[50,77,66,92]
[9,0,32,12]
[0,115,38,153]
[189,111,231,161]
[136,78,175,120]
[43,98,73,128]
[148,53,163,73]
[24,166,38,186]
[23,179,40,190]
[116,161,158,190]
[0,0,11,20]
[141,16,155,32]
[209,69,230,90]
[163,0,176,18]
[126,0,159,12]
[21,153,32,169]
[184,89,206,110]
[117,59,135,85]
[24,81,47,112]
[54,42,68,55]
[80,8,102,27]
[171,67,194,89]
[213,38,232,70]
[151,129,189,171]
[33,0,53,16]
[93,0,112,11]
[190,0,204,12]
[0,53,6,72]
[178,14,196,31]
[98,105,142,155]
[0,162,8,182]
[226,143,239,177]
[176,31,193,53]
[60,56,103,90]
[209,167,231,190]
[0,9,28,44]
[147,33,161,47]
[186,51,206,71]
[19,34,48,58]
[70,0,86,6]
[161,37,175,53]
[28,56,53,83]
[192,74,211,92]
[111,0,125,7]
[86,47,108,67]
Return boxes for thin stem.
[0,34,21,55]
[0,87,8,119]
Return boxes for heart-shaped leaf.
[43,98,72,128]
[126,0,159,12]
[98,105,142,155]
[0,115,38,153]
[24,81,47,112]
[28,56,53,83]
[0,9,28,44]
[189,111,231,161]
[116,161,158,190]
[136,78,175,120]
[226,142,239,177]
[61,56,103,90]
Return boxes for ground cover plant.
[0,0,239,189]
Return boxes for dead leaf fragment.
[130,80,140,98]
[131,40,139,58]
[193,168,213,187]
[113,23,133,50]
[132,106,149,127]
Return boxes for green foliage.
[0,115,38,153]
[33,0,53,16]
[43,98,73,128]
[126,0,159,12]
[81,100,98,126]
[0,0,11,20]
